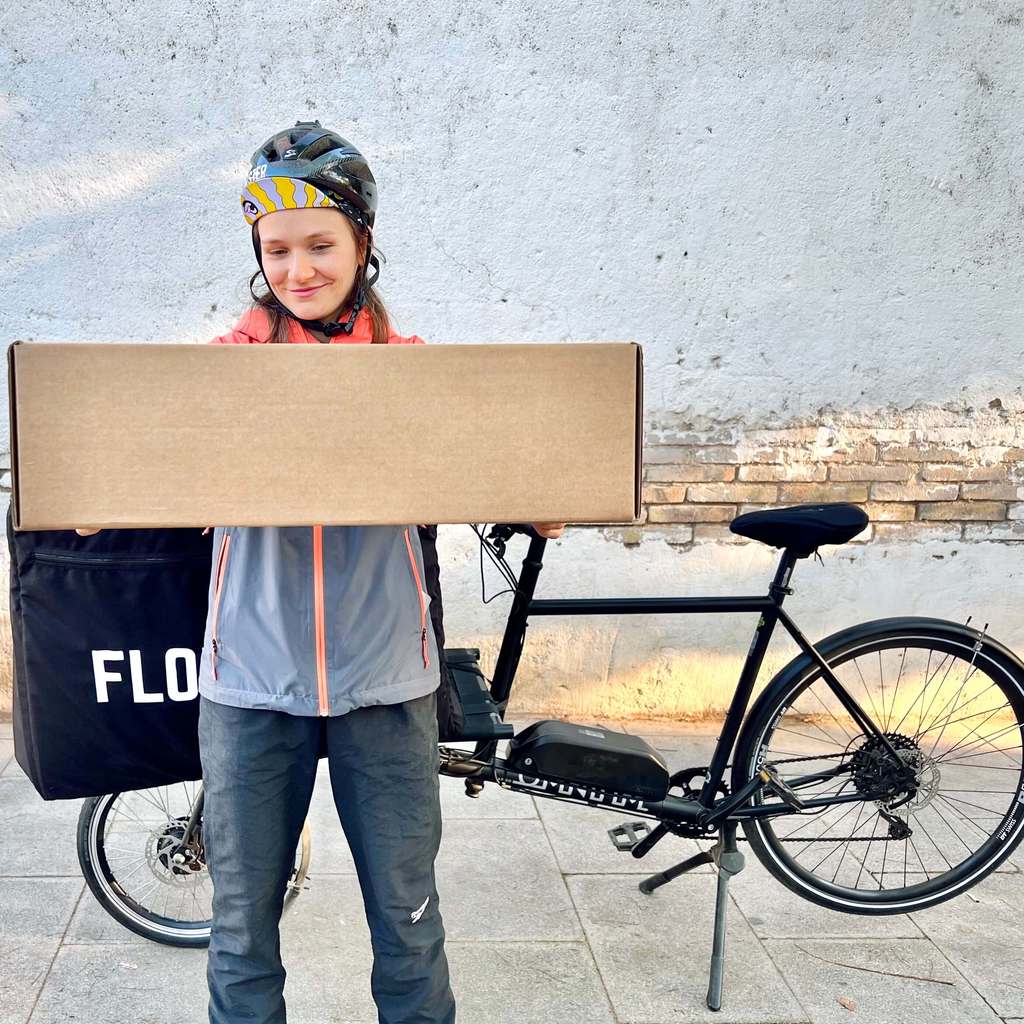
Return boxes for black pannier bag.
[8,511,491,800]
[7,509,213,799]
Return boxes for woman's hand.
[75,528,102,536]
[532,522,566,539]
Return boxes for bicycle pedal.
[759,767,806,810]
[608,820,653,852]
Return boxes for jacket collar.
[233,305,376,344]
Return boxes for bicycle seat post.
[768,548,799,604]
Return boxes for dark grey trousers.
[198,691,456,1024]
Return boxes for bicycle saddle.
[729,502,869,556]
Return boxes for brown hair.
[249,219,393,344]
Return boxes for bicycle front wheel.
[732,617,1024,914]
[77,783,312,947]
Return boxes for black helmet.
[242,121,377,231]
[242,120,381,338]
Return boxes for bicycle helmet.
[241,120,381,338]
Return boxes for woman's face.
[257,206,363,321]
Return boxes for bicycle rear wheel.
[732,618,1024,914]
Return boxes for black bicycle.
[78,503,1024,1011]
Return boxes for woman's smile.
[290,284,326,298]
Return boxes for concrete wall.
[2,2,1023,718]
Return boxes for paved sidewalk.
[1,716,1021,1024]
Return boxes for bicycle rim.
[86,784,213,943]
[740,631,1024,912]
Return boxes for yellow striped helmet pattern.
[240,176,340,225]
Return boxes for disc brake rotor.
[144,817,206,887]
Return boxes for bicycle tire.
[732,617,1024,915]
[77,788,312,948]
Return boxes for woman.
[81,120,563,1024]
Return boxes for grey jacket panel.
[197,524,439,716]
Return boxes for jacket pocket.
[210,532,233,680]
[403,528,431,670]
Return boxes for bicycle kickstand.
[706,821,745,1013]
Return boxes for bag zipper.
[210,533,232,681]
[30,552,207,567]
[403,527,431,669]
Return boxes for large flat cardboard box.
[8,341,643,530]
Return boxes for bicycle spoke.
[877,650,889,732]
[878,813,890,891]
[912,813,955,873]
[770,724,847,750]
[930,703,1016,764]
[938,720,1022,765]
[936,792,1008,821]
[916,654,961,736]
[928,798,984,854]
[915,673,996,743]
[128,789,174,821]
[922,663,981,758]
[887,648,909,734]
[914,701,1010,742]
[890,649,952,736]
[852,656,886,737]
[800,685,857,744]
[942,788,1017,794]
[909,831,929,878]
[780,791,861,844]
[817,803,868,878]
[105,802,161,833]
[854,814,881,889]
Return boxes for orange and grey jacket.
[196,307,439,717]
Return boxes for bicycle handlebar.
[484,522,545,559]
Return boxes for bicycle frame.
[464,534,910,828]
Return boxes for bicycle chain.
[750,751,910,844]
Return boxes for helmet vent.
[302,136,340,161]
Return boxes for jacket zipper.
[403,527,431,669]
[210,533,232,681]
[312,526,329,716]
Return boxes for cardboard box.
[8,341,643,529]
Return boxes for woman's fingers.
[531,522,566,539]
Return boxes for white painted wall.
[2,2,1023,715]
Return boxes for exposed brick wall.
[616,420,1024,548]
[3,425,1021,548]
